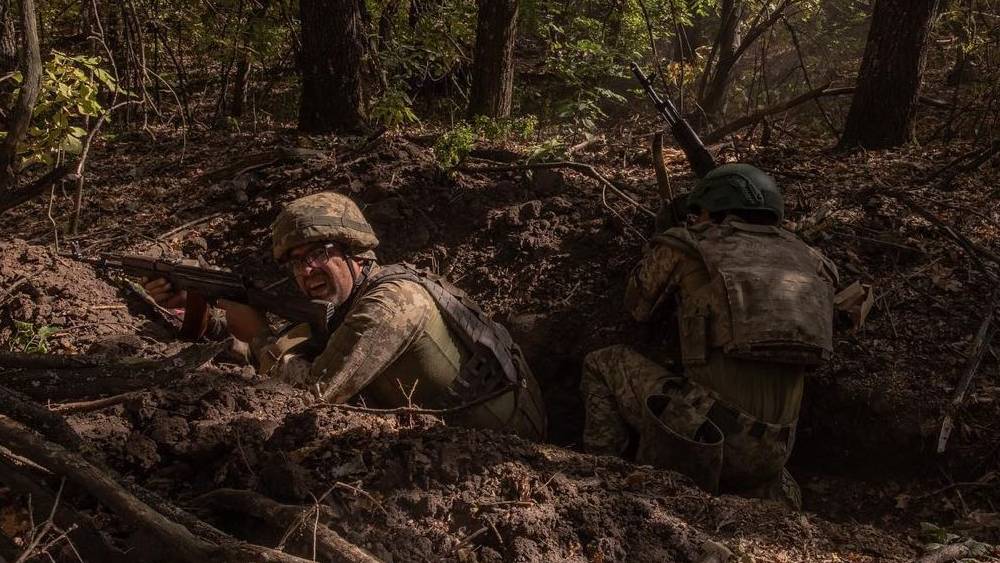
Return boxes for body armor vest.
[656,221,836,367]
[365,264,525,402]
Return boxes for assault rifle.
[78,254,335,341]
[630,62,716,178]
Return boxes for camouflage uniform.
[250,193,546,441]
[583,166,837,508]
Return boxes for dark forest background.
[0,0,997,211]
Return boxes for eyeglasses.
[286,244,337,273]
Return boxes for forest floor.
[0,120,998,562]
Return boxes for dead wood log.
[193,489,381,563]
[0,459,129,563]
[1,340,227,401]
[198,146,327,184]
[0,385,85,452]
[0,415,316,563]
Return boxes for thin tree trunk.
[298,0,367,132]
[0,0,41,191]
[839,0,940,149]
[0,0,17,74]
[230,0,270,118]
[467,0,518,119]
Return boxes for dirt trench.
[1,129,998,560]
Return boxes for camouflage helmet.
[687,163,784,223]
[272,192,379,261]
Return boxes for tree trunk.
[0,0,17,75]
[467,0,518,119]
[838,0,940,149]
[230,0,270,118]
[672,10,705,62]
[0,0,40,191]
[298,0,367,133]
[698,0,743,119]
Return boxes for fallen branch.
[0,385,86,452]
[937,295,996,454]
[0,351,102,369]
[703,85,954,144]
[0,460,128,563]
[198,146,327,184]
[456,160,656,218]
[193,489,380,563]
[157,211,225,241]
[325,385,512,417]
[704,82,832,143]
[0,165,74,215]
[49,391,139,414]
[882,192,1000,272]
[0,415,315,563]
[1,341,227,401]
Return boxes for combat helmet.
[272,192,379,261]
[687,163,784,223]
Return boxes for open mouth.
[305,276,331,298]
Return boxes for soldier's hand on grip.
[142,277,187,309]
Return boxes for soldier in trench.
[145,192,547,441]
[581,164,838,509]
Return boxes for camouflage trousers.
[581,345,800,509]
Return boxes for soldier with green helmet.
[581,163,838,508]
[145,192,546,441]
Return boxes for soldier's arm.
[254,281,432,402]
[624,230,691,322]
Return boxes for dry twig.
[936,292,997,454]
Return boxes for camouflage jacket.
[249,265,468,408]
[624,218,839,424]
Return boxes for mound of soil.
[0,239,158,355]
[66,373,918,562]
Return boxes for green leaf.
[60,134,83,154]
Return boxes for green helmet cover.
[688,163,784,223]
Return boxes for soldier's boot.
[781,468,802,510]
[636,394,724,493]
[742,467,801,511]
